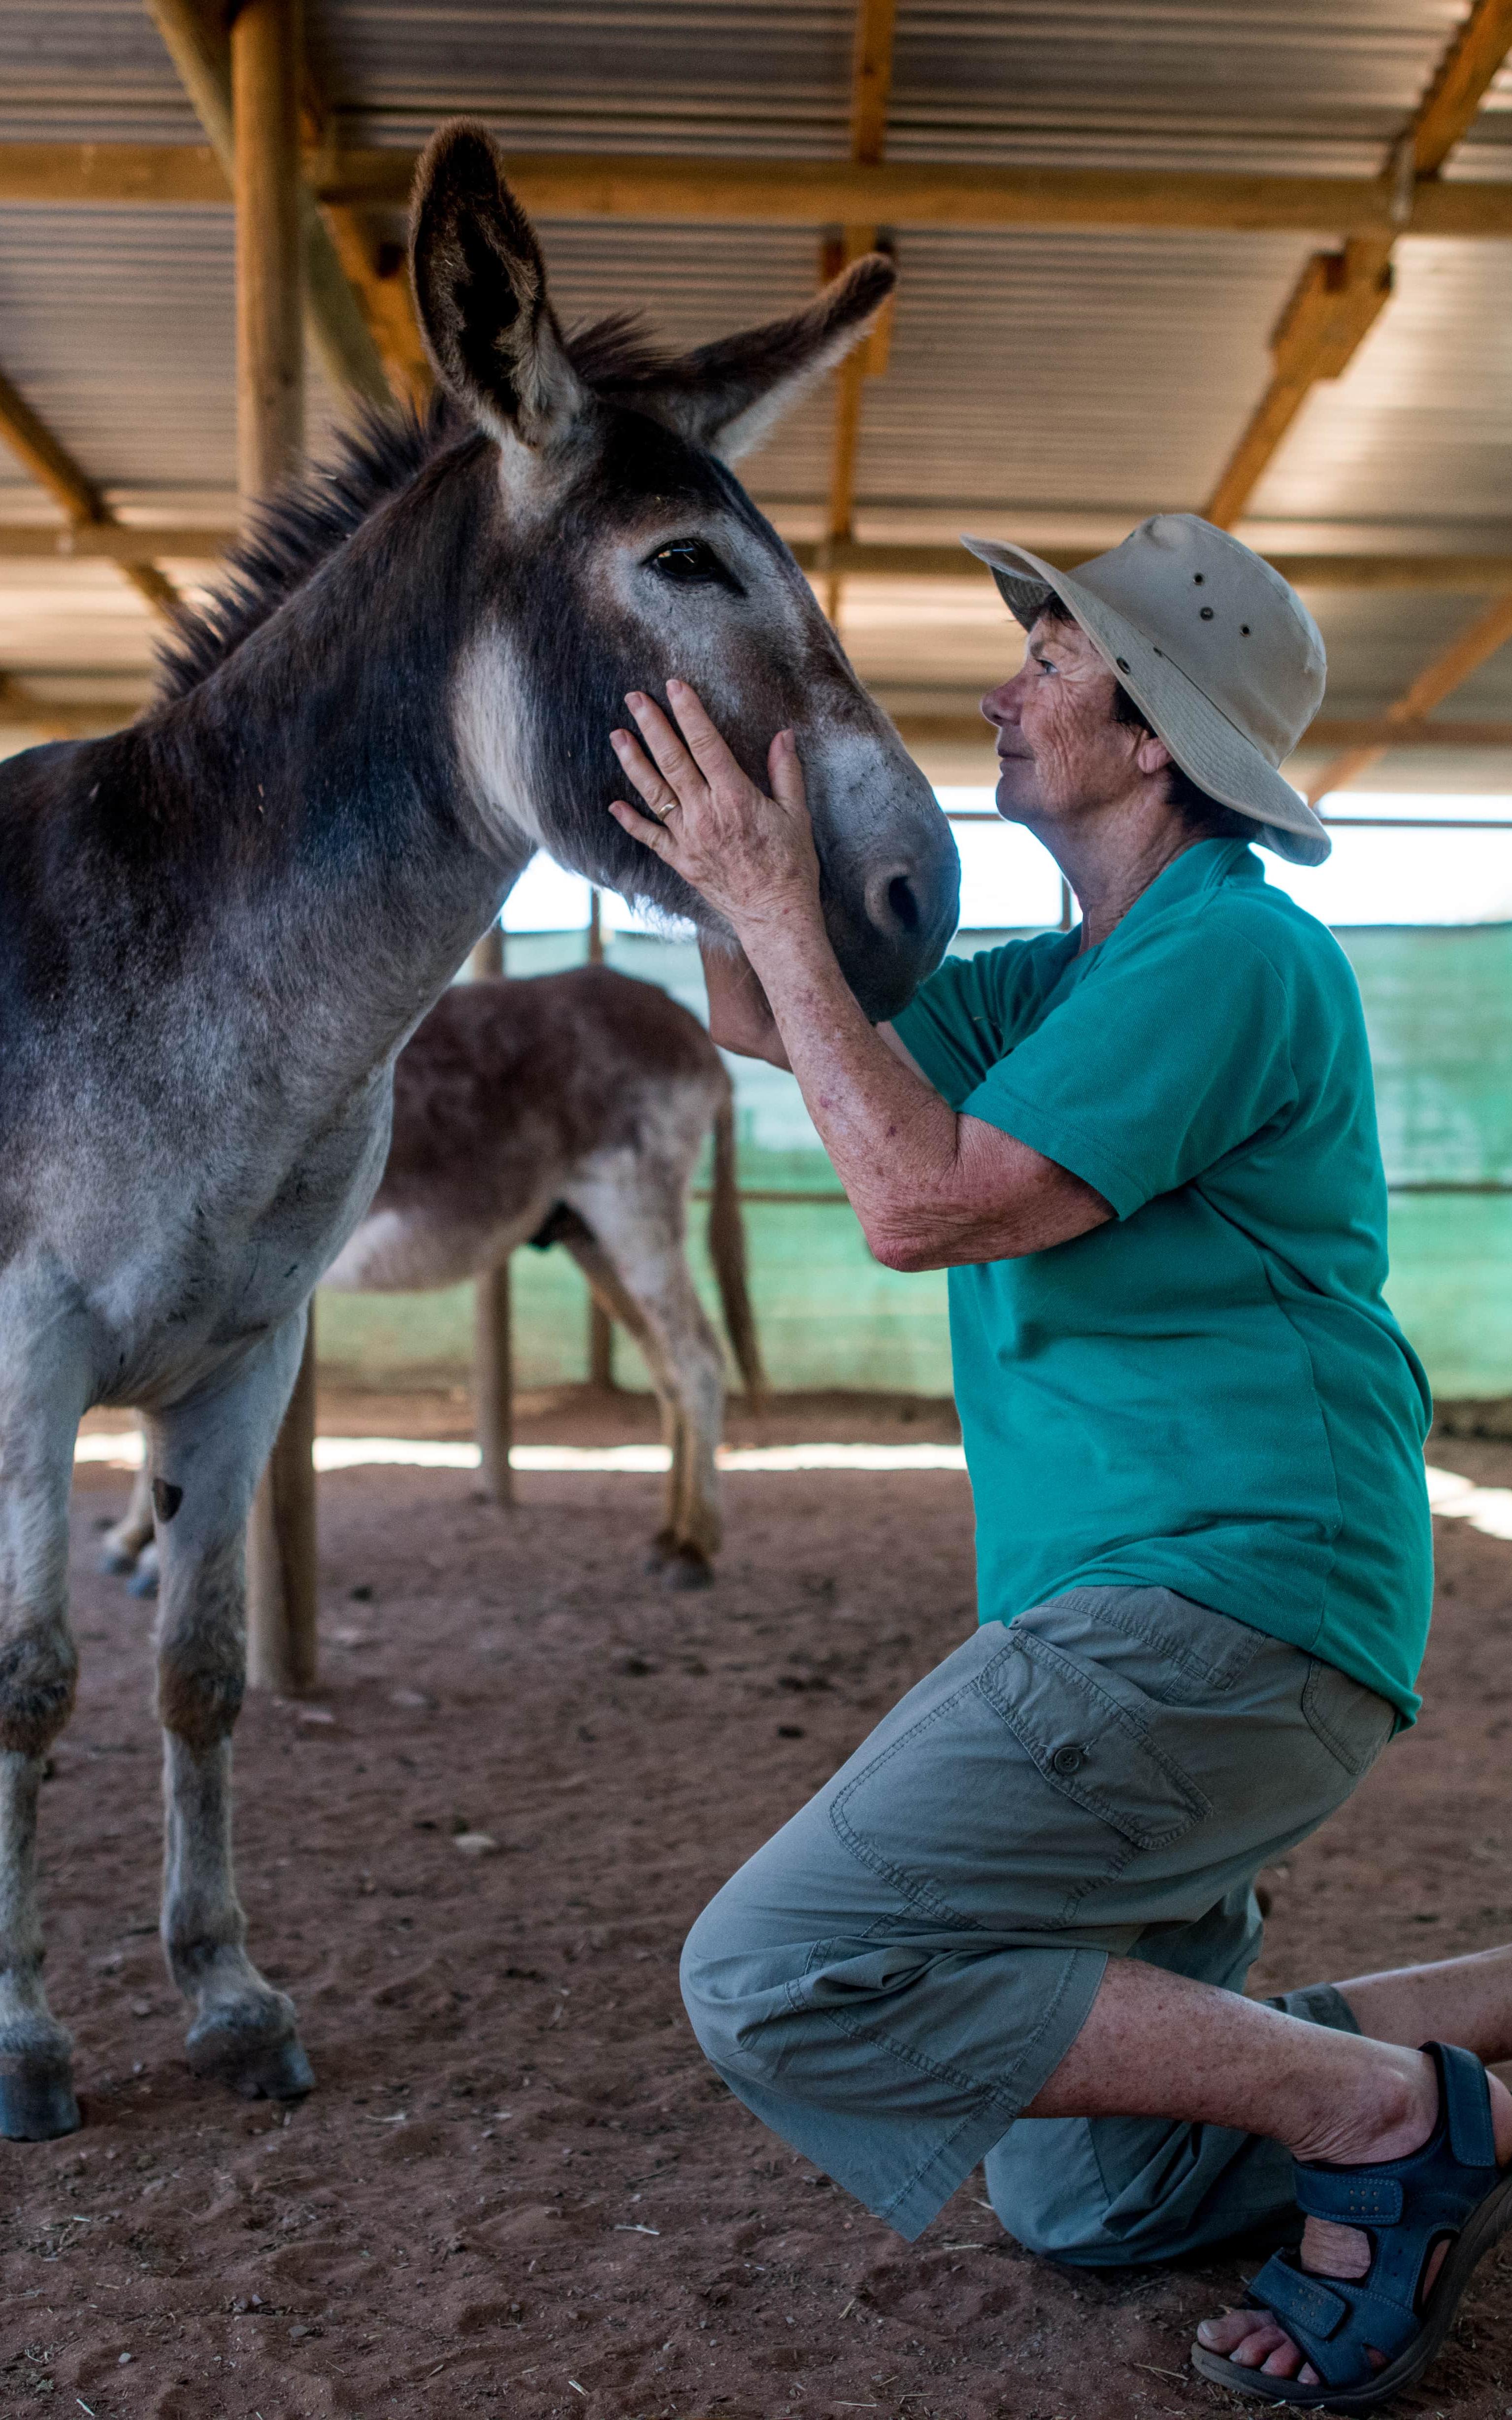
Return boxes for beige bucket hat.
[962,513,1330,865]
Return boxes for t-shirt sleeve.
[960,919,1299,1219]
[891,940,1061,1109]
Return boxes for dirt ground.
[7,1391,1512,2420]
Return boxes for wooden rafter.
[1307,596,1512,800]
[1413,0,1512,173]
[0,675,137,737]
[14,142,1512,238]
[0,362,179,620]
[1205,0,1512,530]
[143,0,400,411]
[10,524,1512,595]
[822,0,898,624]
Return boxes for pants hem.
[877,1944,1110,2240]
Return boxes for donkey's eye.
[647,538,742,594]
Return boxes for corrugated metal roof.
[853,225,1315,514]
[4,1,1481,172]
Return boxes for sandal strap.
[1437,2039,1498,2168]
[1294,2169,1403,2224]
[1242,2046,1505,2393]
[1246,2252,1419,2390]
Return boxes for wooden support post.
[246,1310,319,1692]
[465,917,514,1500]
[238,0,315,1689]
[232,0,304,503]
[588,1298,616,1394]
[473,1264,515,1506]
[582,891,616,1389]
[466,920,503,980]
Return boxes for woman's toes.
[1195,2312,1254,2352]
[1229,2323,1293,2370]
[1258,2335,1306,2379]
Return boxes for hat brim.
[961,535,1330,867]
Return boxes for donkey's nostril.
[867,869,922,939]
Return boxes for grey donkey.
[104,963,765,1593]
[0,120,957,2137]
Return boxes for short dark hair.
[1035,596,1254,843]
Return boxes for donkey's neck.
[144,442,531,1074]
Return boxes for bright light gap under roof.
[503,795,1512,936]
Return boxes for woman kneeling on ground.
[606,512,1512,2412]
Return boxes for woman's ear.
[409,120,584,449]
[1134,730,1176,779]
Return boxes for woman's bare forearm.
[738,917,1108,1267]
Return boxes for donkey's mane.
[154,314,681,704]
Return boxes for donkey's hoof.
[664,1545,715,1591]
[126,1549,160,1600]
[186,2008,314,2103]
[0,2061,82,2141]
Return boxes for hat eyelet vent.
[1199,606,1215,620]
[1116,657,1130,672]
[1240,624,1251,636]
[1193,572,1205,585]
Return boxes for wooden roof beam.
[11,526,1512,592]
[1413,0,1512,172]
[142,0,396,410]
[0,677,139,737]
[0,363,179,620]
[1204,0,1512,530]
[15,143,1512,236]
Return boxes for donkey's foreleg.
[0,1343,89,2139]
[149,1320,313,2103]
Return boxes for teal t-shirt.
[892,838,1433,1720]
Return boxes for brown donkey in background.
[107,965,764,1591]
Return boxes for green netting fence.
[314,923,1512,1405]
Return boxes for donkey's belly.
[324,1194,559,1294]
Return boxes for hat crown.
[1075,513,1326,769]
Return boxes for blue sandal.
[1191,2041,1512,2411]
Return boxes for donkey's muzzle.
[826,821,960,1025]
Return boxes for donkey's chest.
[83,1083,393,1407]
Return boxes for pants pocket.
[830,1627,1211,1932]
[1300,1654,1396,1777]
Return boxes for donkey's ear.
[410,120,584,448]
[649,254,896,462]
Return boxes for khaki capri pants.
[681,1586,1395,2262]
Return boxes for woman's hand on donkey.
[609,681,822,938]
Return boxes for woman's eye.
[648,538,741,593]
